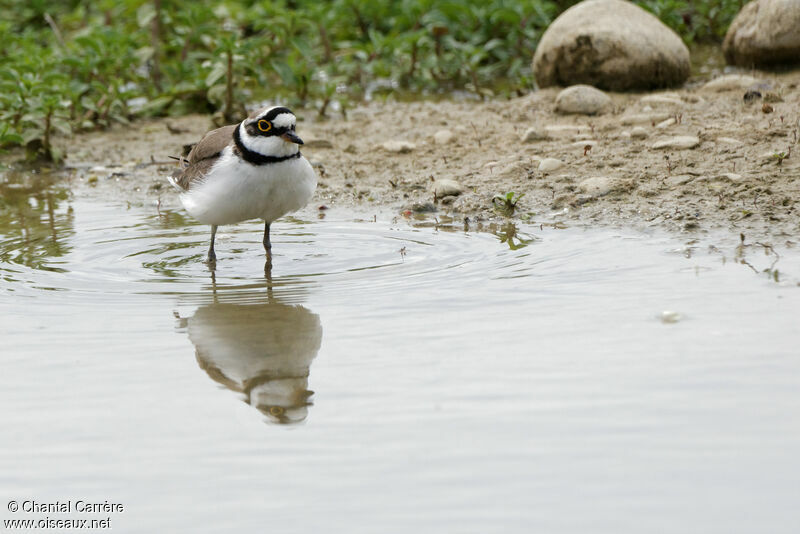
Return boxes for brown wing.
[186,124,237,164]
[170,124,237,192]
[170,157,218,192]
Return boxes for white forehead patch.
[272,113,295,129]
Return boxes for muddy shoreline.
[9,68,800,248]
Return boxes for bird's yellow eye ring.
[257,120,272,132]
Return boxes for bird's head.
[238,106,303,158]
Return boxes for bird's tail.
[166,155,189,191]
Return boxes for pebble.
[555,84,611,115]
[640,94,683,106]
[382,140,416,153]
[433,129,454,145]
[538,158,565,173]
[660,310,682,324]
[700,74,759,92]
[499,162,525,177]
[655,117,676,129]
[630,126,649,139]
[620,113,671,125]
[578,176,617,197]
[570,140,597,148]
[431,179,463,197]
[664,174,694,186]
[716,137,743,145]
[545,124,591,136]
[652,136,700,149]
[521,126,549,142]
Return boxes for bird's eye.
[257,120,272,132]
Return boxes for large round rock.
[532,0,690,91]
[723,0,800,67]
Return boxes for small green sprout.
[492,191,524,215]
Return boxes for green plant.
[0,0,750,162]
[492,191,524,215]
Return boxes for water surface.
[1,174,799,533]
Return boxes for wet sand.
[13,67,800,246]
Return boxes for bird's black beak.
[281,131,304,145]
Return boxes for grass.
[1,0,747,162]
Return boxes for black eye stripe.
[262,107,293,121]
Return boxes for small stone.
[762,103,774,113]
[655,118,676,129]
[630,126,648,139]
[660,310,682,324]
[538,158,565,173]
[640,94,683,106]
[578,176,617,197]
[382,140,416,153]
[570,140,597,148]
[718,173,743,181]
[545,124,590,136]
[555,84,611,115]
[521,126,549,142]
[716,137,743,145]
[433,129,454,145]
[652,136,700,149]
[664,174,694,186]
[701,74,759,92]
[499,162,525,177]
[620,113,671,125]
[431,179,463,198]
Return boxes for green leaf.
[205,61,227,88]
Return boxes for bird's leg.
[263,221,272,266]
[207,224,218,264]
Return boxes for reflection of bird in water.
[183,302,322,424]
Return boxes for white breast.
[180,147,317,226]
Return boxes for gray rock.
[532,0,690,91]
[640,94,683,106]
[578,176,618,197]
[630,126,648,139]
[538,158,565,173]
[431,179,464,198]
[545,124,591,136]
[382,140,416,153]
[723,0,800,67]
[655,118,676,129]
[521,126,549,142]
[433,130,455,145]
[701,74,760,92]
[555,85,611,115]
[620,113,671,125]
[716,137,744,146]
[652,136,700,150]
[664,174,694,187]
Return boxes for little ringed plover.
[169,106,317,265]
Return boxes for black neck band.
[233,125,301,165]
